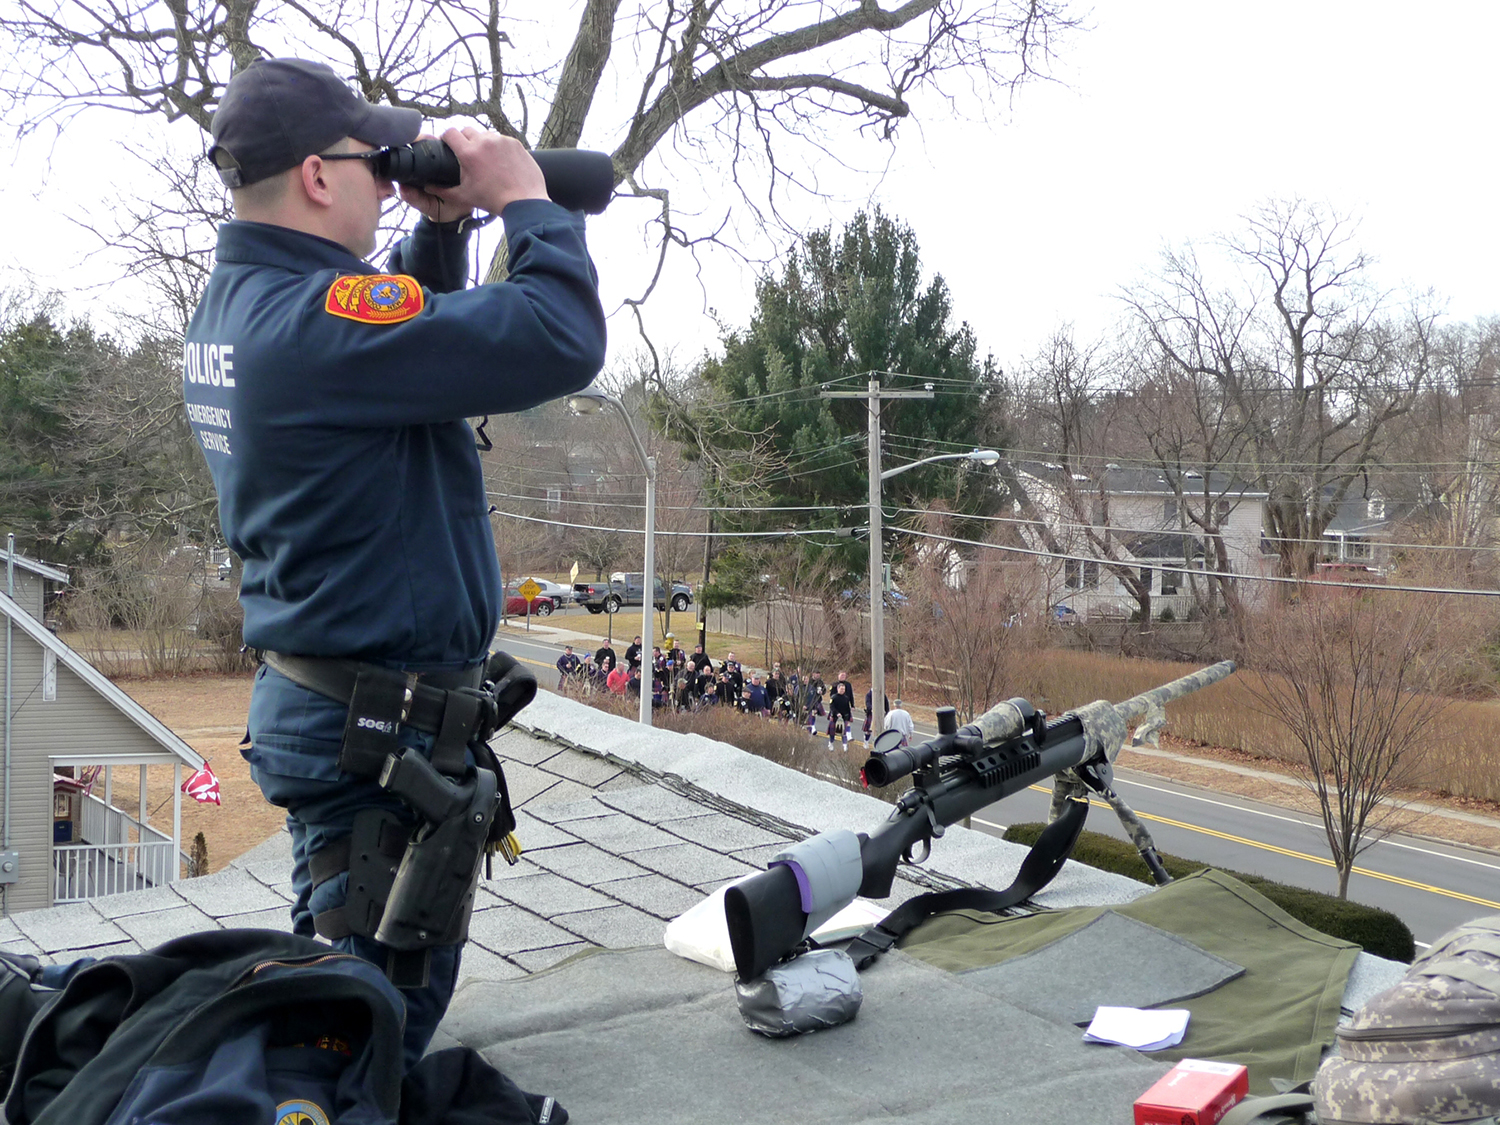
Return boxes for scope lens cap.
[871,728,905,755]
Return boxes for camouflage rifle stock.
[724,661,1236,981]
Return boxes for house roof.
[0,693,1406,1121]
[1018,462,1267,498]
[0,591,203,770]
[0,546,70,586]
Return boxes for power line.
[892,507,1500,557]
[891,527,1500,598]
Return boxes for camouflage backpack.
[1315,914,1500,1125]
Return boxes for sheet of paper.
[1082,1006,1190,1051]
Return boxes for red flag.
[181,763,222,806]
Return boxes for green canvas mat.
[898,868,1359,1092]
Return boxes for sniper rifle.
[724,661,1237,981]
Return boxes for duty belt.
[261,651,495,779]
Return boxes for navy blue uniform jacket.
[183,201,605,669]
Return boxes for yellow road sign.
[518,578,542,602]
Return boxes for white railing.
[53,792,178,903]
[53,839,177,902]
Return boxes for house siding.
[2,627,180,912]
[4,571,45,619]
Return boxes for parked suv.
[574,572,694,614]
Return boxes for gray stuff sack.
[1316,914,1500,1124]
[735,949,862,1037]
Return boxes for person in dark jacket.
[828,673,855,748]
[595,642,617,671]
[556,645,582,690]
[624,635,643,670]
[182,58,605,1069]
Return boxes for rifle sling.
[842,796,1090,971]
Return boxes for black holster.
[377,766,498,951]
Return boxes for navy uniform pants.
[244,664,467,1070]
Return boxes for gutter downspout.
[4,532,14,916]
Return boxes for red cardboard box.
[1134,1059,1249,1125]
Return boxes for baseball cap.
[209,58,422,187]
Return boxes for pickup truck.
[574,572,694,614]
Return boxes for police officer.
[181,58,605,1068]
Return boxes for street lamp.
[868,449,1000,737]
[567,387,658,727]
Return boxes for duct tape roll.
[769,830,864,939]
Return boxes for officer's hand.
[428,127,548,216]
[398,134,473,224]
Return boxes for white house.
[1,549,204,913]
[1013,462,1274,620]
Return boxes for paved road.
[494,625,1500,946]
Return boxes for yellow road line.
[1026,785,1500,910]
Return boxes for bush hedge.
[1003,822,1416,963]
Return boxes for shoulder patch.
[325,274,424,324]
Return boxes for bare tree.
[0,0,1081,343]
[1013,326,1159,630]
[1123,348,1256,640]
[1244,571,1492,898]
[1125,200,1431,577]
[904,509,1046,722]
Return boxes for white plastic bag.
[663,878,890,973]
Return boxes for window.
[1215,498,1231,523]
[1083,561,1100,588]
[1346,539,1373,560]
[1065,559,1081,589]
[1163,498,1179,523]
[1161,570,1179,596]
[1140,567,1153,594]
[546,487,562,514]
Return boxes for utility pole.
[821,374,933,739]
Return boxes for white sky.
[3,0,1496,372]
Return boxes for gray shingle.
[90,884,188,919]
[524,780,599,808]
[455,942,527,987]
[537,750,625,788]
[556,904,665,948]
[116,904,219,947]
[666,814,791,852]
[467,905,578,955]
[626,842,757,886]
[729,843,788,868]
[218,906,296,931]
[561,814,681,854]
[596,785,718,823]
[41,940,140,964]
[510,942,596,972]
[597,773,648,794]
[511,812,579,852]
[523,797,611,824]
[0,933,41,957]
[524,843,650,884]
[172,868,291,919]
[487,873,616,917]
[491,728,568,766]
[594,874,703,919]
[501,760,568,806]
[233,834,296,889]
[12,902,128,953]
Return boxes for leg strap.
[310,809,406,941]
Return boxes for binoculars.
[373,139,615,215]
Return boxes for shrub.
[1003,822,1416,962]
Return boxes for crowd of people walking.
[554,635,916,750]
